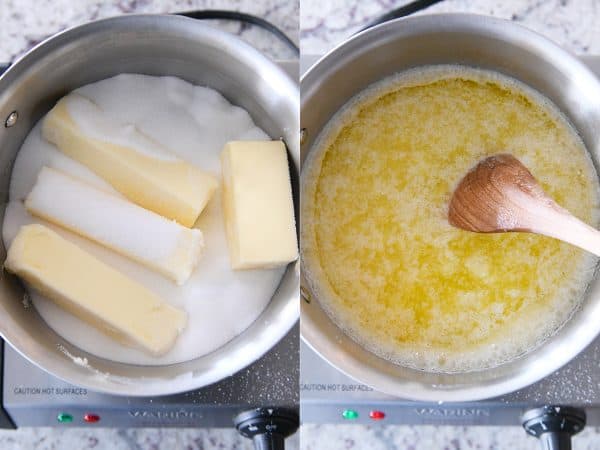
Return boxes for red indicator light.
[83,414,100,423]
[369,410,385,420]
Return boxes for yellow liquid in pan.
[301,66,600,372]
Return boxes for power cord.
[0,11,298,73]
[358,0,446,33]
[177,10,299,57]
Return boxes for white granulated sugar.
[4,74,283,366]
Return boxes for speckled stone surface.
[301,424,600,450]
[0,427,295,450]
[300,0,600,449]
[0,0,298,449]
[0,0,298,62]
[300,0,600,56]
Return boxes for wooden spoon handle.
[522,198,600,257]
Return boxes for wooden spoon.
[448,153,600,256]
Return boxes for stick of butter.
[4,224,187,356]
[25,167,203,285]
[42,94,217,227]
[221,140,298,269]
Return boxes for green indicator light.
[342,409,359,420]
[57,413,73,423]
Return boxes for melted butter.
[302,66,600,372]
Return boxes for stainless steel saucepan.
[300,13,600,402]
[0,14,299,396]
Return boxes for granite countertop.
[300,0,600,56]
[0,0,298,62]
[0,1,298,449]
[300,0,600,449]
